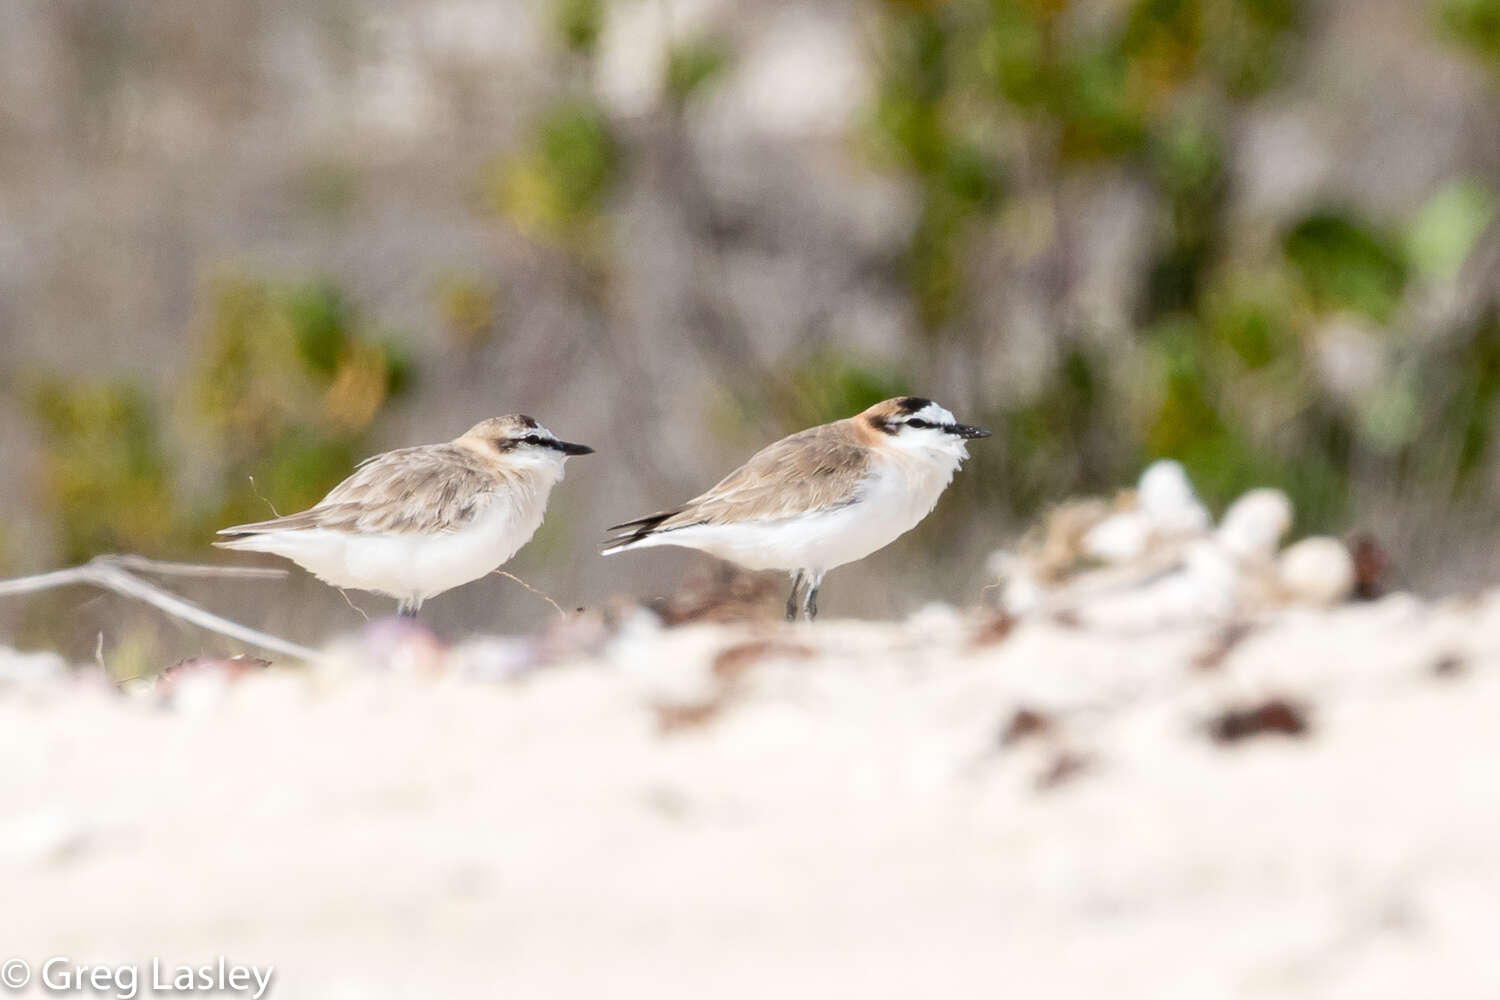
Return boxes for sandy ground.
[2,592,1498,999]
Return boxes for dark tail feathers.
[601,510,680,553]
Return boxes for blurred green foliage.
[492,0,1494,539]
[783,352,913,429]
[432,272,500,348]
[1421,308,1500,487]
[856,0,1500,534]
[1283,213,1407,323]
[554,0,604,55]
[870,0,1297,331]
[484,100,621,249]
[192,275,412,531]
[1441,0,1500,63]
[1407,179,1497,280]
[31,380,178,562]
[1002,346,1139,514]
[666,37,732,105]
[28,275,412,564]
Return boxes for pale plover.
[603,397,989,620]
[217,416,593,616]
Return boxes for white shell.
[1278,536,1355,606]
[1137,460,1211,535]
[1217,488,1294,561]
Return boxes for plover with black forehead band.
[603,397,989,621]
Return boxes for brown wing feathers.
[217,445,498,539]
[603,421,872,549]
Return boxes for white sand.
[1,592,1498,998]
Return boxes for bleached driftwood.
[0,556,315,661]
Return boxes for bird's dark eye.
[906,418,930,429]
[524,434,542,445]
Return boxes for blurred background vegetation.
[0,0,1497,660]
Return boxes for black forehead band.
[896,397,934,414]
[516,415,539,429]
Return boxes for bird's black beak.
[948,424,992,439]
[552,440,595,456]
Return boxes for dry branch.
[492,569,567,620]
[105,555,289,581]
[0,556,315,662]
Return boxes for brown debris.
[1050,609,1083,629]
[147,654,273,702]
[653,701,724,733]
[711,639,813,682]
[1035,750,1091,790]
[968,609,1016,648]
[1209,698,1310,743]
[1192,621,1255,671]
[1432,653,1466,678]
[1349,533,1391,601]
[999,707,1053,746]
[158,654,271,685]
[647,565,781,626]
[657,635,814,735]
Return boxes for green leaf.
[666,38,730,104]
[1283,211,1408,323]
[554,0,603,55]
[1440,0,1500,64]
[283,282,350,379]
[1407,178,1496,280]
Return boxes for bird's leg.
[396,598,420,618]
[802,570,825,622]
[786,570,807,622]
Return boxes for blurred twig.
[335,587,370,621]
[0,556,314,661]
[492,569,567,620]
[105,555,289,580]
